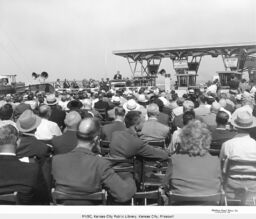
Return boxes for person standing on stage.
[113,71,122,80]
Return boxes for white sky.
[0,0,255,84]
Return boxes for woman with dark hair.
[163,120,222,199]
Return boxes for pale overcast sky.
[0,0,255,84]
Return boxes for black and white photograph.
[0,0,256,218]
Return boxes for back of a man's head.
[0,125,18,152]
[216,111,229,126]
[176,97,185,106]
[210,102,221,114]
[198,95,206,104]
[115,107,126,118]
[0,104,13,120]
[219,98,227,108]
[77,118,100,142]
[147,103,160,117]
[183,100,194,112]
[125,111,141,128]
[39,104,51,119]
[153,98,164,112]
[65,111,82,129]
[183,111,195,126]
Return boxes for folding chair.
[168,190,227,205]
[208,148,221,157]
[147,140,166,150]
[51,189,107,205]
[106,157,135,174]
[240,188,256,206]
[141,159,168,191]
[131,189,162,206]
[100,140,110,156]
[0,192,18,205]
[95,108,108,121]
[222,159,256,205]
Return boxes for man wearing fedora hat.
[107,96,121,120]
[16,110,50,159]
[220,110,256,197]
[46,94,66,130]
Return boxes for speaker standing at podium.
[113,70,122,80]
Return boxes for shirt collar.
[148,117,158,121]
[0,152,16,156]
[114,119,124,123]
[73,147,95,155]
[216,127,227,130]
[235,133,250,138]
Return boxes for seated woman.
[163,120,222,202]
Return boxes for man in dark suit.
[109,111,169,160]
[52,111,82,155]
[172,100,194,130]
[0,125,48,204]
[153,98,172,126]
[94,94,110,121]
[140,103,170,143]
[101,107,126,141]
[211,111,237,150]
[16,110,50,159]
[113,71,122,80]
[46,94,66,130]
[94,93,110,111]
[52,118,136,204]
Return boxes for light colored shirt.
[220,133,256,178]
[35,118,62,140]
[206,84,217,94]
[24,100,37,110]
[0,120,18,130]
[169,128,182,153]
[173,106,183,117]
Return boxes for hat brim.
[46,100,58,105]
[230,116,256,129]
[123,102,140,112]
[67,101,83,109]
[138,100,148,103]
[16,116,41,133]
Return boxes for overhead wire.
[0,28,30,78]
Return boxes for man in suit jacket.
[172,100,194,130]
[46,94,66,130]
[52,118,136,204]
[109,110,169,160]
[16,110,50,159]
[94,94,110,111]
[107,96,121,120]
[140,103,170,143]
[101,107,126,141]
[0,124,48,204]
[211,111,236,150]
[52,111,82,155]
[153,98,172,126]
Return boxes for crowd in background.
[0,76,256,205]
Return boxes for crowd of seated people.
[0,81,256,205]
